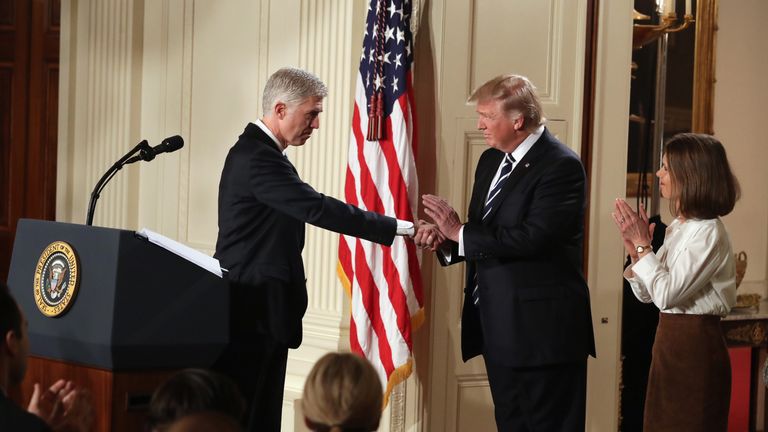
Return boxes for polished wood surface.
[17,356,177,432]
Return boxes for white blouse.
[624,217,736,316]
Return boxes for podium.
[7,219,229,431]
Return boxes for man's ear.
[512,114,525,131]
[274,102,287,119]
[4,330,19,356]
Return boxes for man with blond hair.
[420,74,595,431]
[214,67,413,432]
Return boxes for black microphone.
[125,135,184,164]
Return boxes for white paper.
[137,228,223,278]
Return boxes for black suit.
[214,122,397,432]
[440,128,595,431]
[0,391,51,432]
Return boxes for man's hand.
[413,220,446,251]
[28,380,69,425]
[421,194,463,242]
[29,380,94,432]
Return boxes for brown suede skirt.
[644,313,731,432]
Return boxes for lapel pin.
[525,163,530,168]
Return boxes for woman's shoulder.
[682,217,730,241]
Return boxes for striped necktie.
[483,153,515,220]
[473,153,515,305]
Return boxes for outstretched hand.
[413,220,446,251]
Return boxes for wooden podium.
[7,219,229,431]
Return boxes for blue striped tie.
[473,153,515,306]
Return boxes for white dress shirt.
[624,217,736,316]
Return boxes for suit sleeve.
[462,155,585,260]
[247,147,397,246]
[436,241,464,267]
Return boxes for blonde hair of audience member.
[467,73,545,133]
[302,353,382,432]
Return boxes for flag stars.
[394,53,403,69]
[374,74,384,90]
[385,25,395,42]
[396,27,405,44]
[391,77,399,92]
[372,23,378,38]
[381,51,392,64]
[388,2,398,17]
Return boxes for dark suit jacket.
[0,391,52,432]
[215,123,397,348]
[440,128,596,367]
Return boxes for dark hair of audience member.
[147,368,246,431]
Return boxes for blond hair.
[302,353,383,432]
[468,74,545,132]
[262,67,328,114]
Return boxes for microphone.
[86,135,185,225]
[125,135,184,164]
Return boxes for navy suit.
[440,128,595,431]
[214,123,397,432]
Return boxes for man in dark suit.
[213,67,413,432]
[420,74,595,431]
[0,282,91,432]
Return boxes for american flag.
[337,0,423,402]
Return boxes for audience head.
[164,412,242,432]
[660,133,740,219]
[0,281,29,389]
[302,352,383,432]
[147,368,245,432]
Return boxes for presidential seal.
[33,241,80,317]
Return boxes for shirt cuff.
[630,252,661,286]
[395,219,414,236]
[458,225,465,257]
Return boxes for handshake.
[394,194,463,252]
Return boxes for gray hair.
[262,67,328,114]
[468,74,546,132]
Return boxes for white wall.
[714,0,768,297]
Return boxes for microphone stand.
[86,140,151,226]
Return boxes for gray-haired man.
[213,67,413,432]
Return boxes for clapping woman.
[613,133,740,431]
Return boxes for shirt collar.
[510,125,545,162]
[254,119,287,154]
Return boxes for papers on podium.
[136,228,223,278]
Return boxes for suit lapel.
[469,151,505,222]
[482,129,553,223]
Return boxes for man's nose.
[311,116,320,129]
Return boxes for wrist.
[634,243,653,255]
